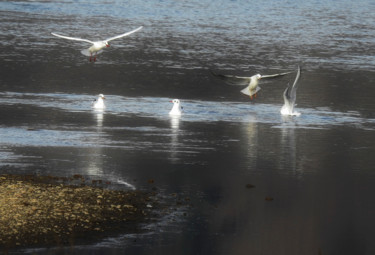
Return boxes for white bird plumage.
[169,99,183,116]
[280,66,301,116]
[92,94,106,109]
[211,70,292,99]
[51,26,143,62]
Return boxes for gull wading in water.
[211,70,292,99]
[169,99,183,116]
[51,26,143,62]
[280,66,301,116]
[92,94,106,109]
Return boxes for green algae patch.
[0,174,153,249]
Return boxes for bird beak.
[106,44,110,47]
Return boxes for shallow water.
[1,0,375,254]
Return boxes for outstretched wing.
[289,66,301,102]
[261,71,293,79]
[51,33,94,44]
[105,26,143,42]
[211,71,251,86]
[284,66,301,104]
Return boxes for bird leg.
[89,52,97,62]
[93,52,98,62]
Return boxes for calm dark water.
[1,0,375,254]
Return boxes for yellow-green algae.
[0,174,152,249]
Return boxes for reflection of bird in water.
[170,115,180,130]
[279,126,300,176]
[92,94,106,109]
[94,111,104,128]
[169,99,183,116]
[211,70,292,99]
[169,114,181,163]
[51,26,143,62]
[281,66,301,116]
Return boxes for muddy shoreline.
[0,174,156,250]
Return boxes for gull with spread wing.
[51,26,143,62]
[211,70,292,99]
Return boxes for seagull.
[211,70,292,99]
[51,26,143,62]
[92,94,106,109]
[169,99,183,116]
[280,66,301,116]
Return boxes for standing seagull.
[280,66,301,116]
[92,94,106,109]
[51,26,143,62]
[169,99,183,116]
[211,70,292,99]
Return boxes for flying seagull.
[51,26,143,62]
[281,66,301,116]
[211,70,292,99]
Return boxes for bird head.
[255,74,262,79]
[99,94,106,99]
[170,99,180,105]
[105,42,110,47]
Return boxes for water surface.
[1,0,375,254]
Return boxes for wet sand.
[0,174,154,250]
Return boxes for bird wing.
[260,71,293,79]
[105,26,143,42]
[211,71,251,86]
[289,66,301,102]
[283,85,292,107]
[51,33,94,44]
[284,66,301,104]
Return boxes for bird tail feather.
[81,49,91,56]
[81,49,103,57]
[240,86,260,96]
